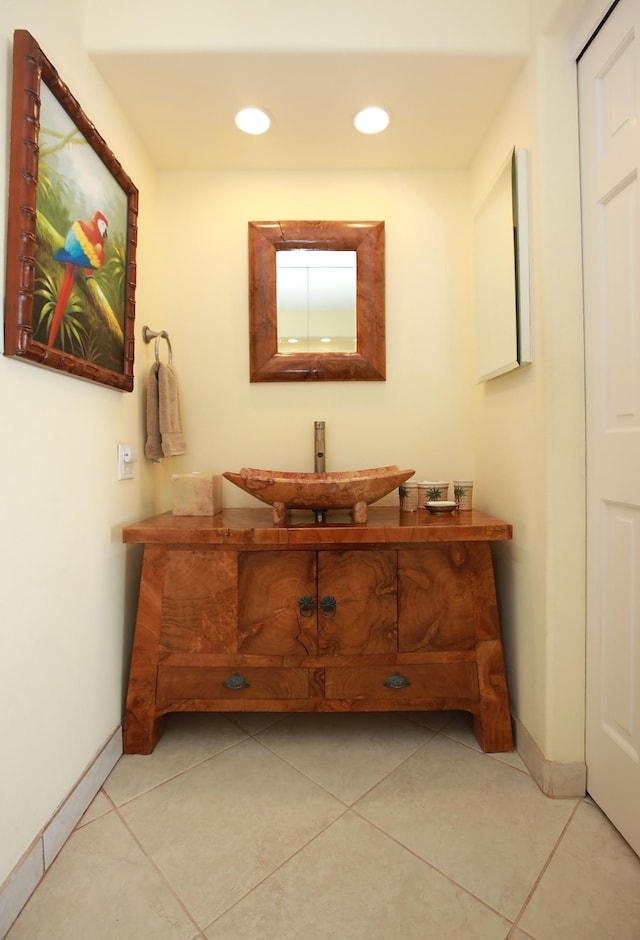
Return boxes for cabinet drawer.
[324,663,478,700]
[157,666,309,701]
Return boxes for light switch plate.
[117,443,134,480]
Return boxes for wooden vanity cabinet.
[237,549,397,657]
[235,547,400,711]
[122,508,514,755]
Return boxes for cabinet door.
[318,550,397,655]
[160,548,238,654]
[397,545,478,651]
[238,551,318,655]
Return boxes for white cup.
[423,481,449,503]
[453,480,473,511]
[399,481,419,511]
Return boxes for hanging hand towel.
[158,362,186,456]
[144,363,163,460]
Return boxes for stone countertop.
[122,506,512,548]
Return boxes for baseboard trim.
[0,725,122,939]
[513,714,586,798]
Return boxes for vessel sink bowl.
[223,465,415,524]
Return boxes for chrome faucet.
[314,420,326,473]
[313,420,326,522]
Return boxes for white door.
[579,0,640,855]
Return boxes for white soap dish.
[425,500,457,514]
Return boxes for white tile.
[355,734,576,920]
[406,709,460,732]
[0,840,44,939]
[438,711,529,774]
[76,790,113,827]
[226,712,287,735]
[207,812,512,939]
[43,726,121,867]
[490,749,531,774]
[257,712,435,802]
[104,712,247,805]
[7,814,197,940]
[518,799,640,939]
[11,712,638,939]
[513,715,586,798]
[119,737,345,927]
[438,709,487,750]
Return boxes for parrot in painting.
[48,210,109,346]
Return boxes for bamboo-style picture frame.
[3,30,138,390]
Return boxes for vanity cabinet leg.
[124,710,164,755]
[465,543,514,752]
[473,639,514,752]
[123,545,167,754]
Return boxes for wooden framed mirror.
[249,220,385,381]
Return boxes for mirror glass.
[276,249,357,353]
[249,220,385,382]
[474,148,531,382]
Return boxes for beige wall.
[470,29,586,762]
[468,0,609,764]
[0,0,159,886]
[1,0,607,898]
[84,0,530,54]
[148,169,475,509]
[469,56,548,751]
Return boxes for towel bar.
[142,325,173,364]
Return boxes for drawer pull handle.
[384,672,411,690]
[298,595,315,617]
[320,595,337,618]
[223,673,250,690]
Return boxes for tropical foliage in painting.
[33,84,128,373]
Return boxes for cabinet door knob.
[223,672,250,690]
[320,595,337,618]
[383,672,411,689]
[298,595,315,617]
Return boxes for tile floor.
[7,711,640,939]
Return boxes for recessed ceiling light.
[235,107,271,135]
[354,107,390,135]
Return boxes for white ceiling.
[90,51,526,171]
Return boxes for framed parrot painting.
[3,30,138,391]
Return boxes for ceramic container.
[453,480,473,511]
[399,481,419,511]
[172,472,222,515]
